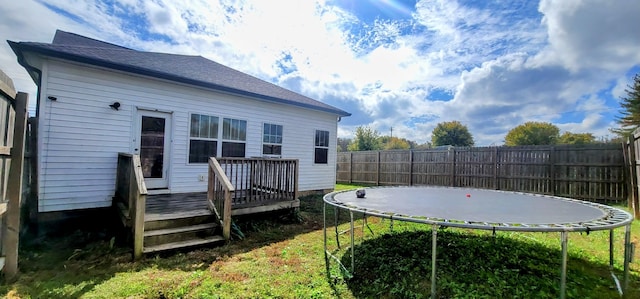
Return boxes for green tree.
[504,122,559,146]
[337,137,351,152]
[431,121,474,147]
[611,73,640,137]
[557,132,596,145]
[347,126,381,151]
[382,137,411,150]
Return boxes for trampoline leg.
[560,232,568,299]
[335,207,340,249]
[431,225,438,299]
[623,224,631,294]
[609,230,614,269]
[350,211,355,274]
[323,202,327,258]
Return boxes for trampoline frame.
[323,186,635,299]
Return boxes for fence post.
[3,92,28,280]
[627,133,640,219]
[450,148,456,187]
[409,150,414,186]
[376,151,381,186]
[550,146,556,196]
[493,147,498,190]
[347,152,355,184]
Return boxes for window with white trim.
[314,130,329,164]
[222,118,247,157]
[263,123,283,156]
[189,113,218,163]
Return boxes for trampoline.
[323,186,634,299]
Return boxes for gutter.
[7,41,43,117]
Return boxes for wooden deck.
[146,191,300,220]
[116,155,299,259]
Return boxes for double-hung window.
[189,114,218,163]
[314,130,329,164]
[263,123,283,156]
[222,118,247,157]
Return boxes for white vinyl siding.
[36,59,339,212]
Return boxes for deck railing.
[115,153,147,259]
[207,157,234,241]
[217,157,299,207]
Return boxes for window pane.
[264,123,270,135]
[222,142,246,157]
[263,144,282,155]
[200,114,210,138]
[223,118,246,141]
[238,120,246,140]
[315,130,329,147]
[208,116,219,138]
[189,140,217,163]
[191,114,219,138]
[190,114,199,137]
[263,123,283,146]
[315,148,328,164]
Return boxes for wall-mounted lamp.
[109,101,121,110]
[47,96,57,101]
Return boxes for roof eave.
[9,42,351,117]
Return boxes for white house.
[9,30,350,215]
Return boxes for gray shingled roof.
[8,30,350,117]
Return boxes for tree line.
[339,73,640,151]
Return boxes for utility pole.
[390,126,393,138]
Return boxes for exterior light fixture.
[109,101,121,110]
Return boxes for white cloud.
[538,0,640,72]
[1,0,639,146]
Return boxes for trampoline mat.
[330,187,607,225]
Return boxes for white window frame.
[314,129,329,164]
[221,117,247,158]
[188,113,219,164]
[262,123,283,157]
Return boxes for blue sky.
[1,0,639,145]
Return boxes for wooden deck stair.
[142,210,225,254]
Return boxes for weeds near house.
[0,185,638,298]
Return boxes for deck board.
[145,191,298,220]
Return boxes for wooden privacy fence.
[624,129,640,218]
[337,144,627,203]
[0,69,28,279]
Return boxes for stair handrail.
[207,157,235,241]
[116,153,147,260]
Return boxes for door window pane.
[140,116,165,178]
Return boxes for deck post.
[131,154,147,260]
[223,190,232,241]
[294,159,299,200]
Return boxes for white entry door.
[135,110,171,189]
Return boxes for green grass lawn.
[1,184,638,298]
